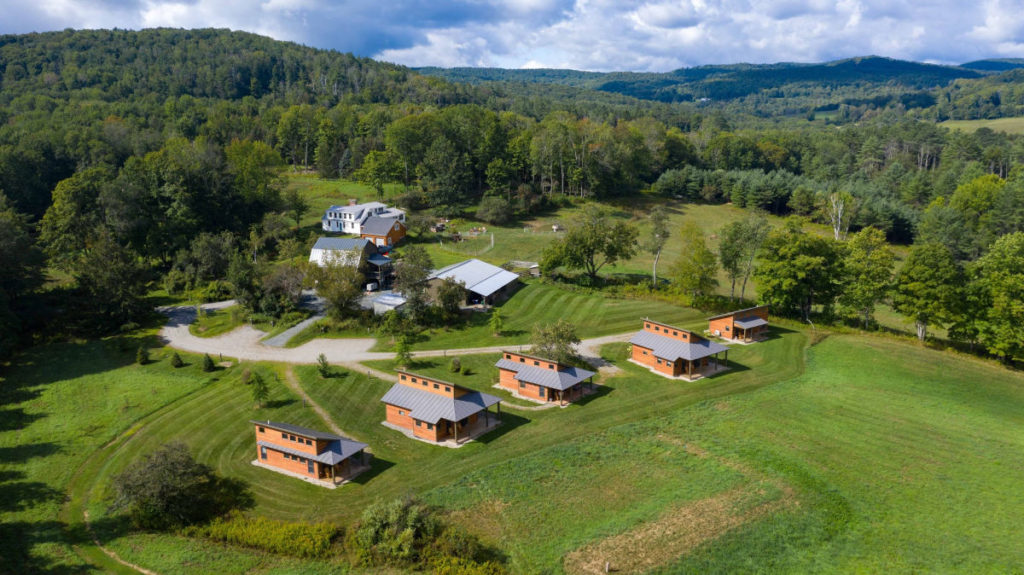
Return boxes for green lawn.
[70,326,803,572]
[378,280,707,352]
[940,116,1024,135]
[9,312,1024,572]
[0,338,222,573]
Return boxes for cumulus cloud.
[0,0,1021,71]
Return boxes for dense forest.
[2,28,1024,363]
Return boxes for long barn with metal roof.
[427,258,521,305]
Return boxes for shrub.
[347,496,439,566]
[170,352,184,368]
[185,511,339,558]
[317,353,331,378]
[476,197,513,225]
[460,365,471,376]
[111,442,252,530]
[449,357,461,373]
[202,354,216,372]
[136,346,149,365]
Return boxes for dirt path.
[83,511,160,575]
[281,366,349,437]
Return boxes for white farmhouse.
[308,237,374,268]
[322,199,406,233]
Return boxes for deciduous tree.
[892,243,964,341]
[839,227,895,328]
[669,221,718,304]
[755,219,846,321]
[541,205,638,282]
[530,319,580,364]
[970,232,1024,361]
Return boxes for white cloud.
[1,0,1023,71]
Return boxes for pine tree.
[202,353,216,372]
[170,352,184,368]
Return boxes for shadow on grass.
[473,412,531,445]
[570,383,614,407]
[349,456,396,485]
[263,398,298,409]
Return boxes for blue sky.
[1,0,1023,72]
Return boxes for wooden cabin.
[708,305,769,342]
[380,371,502,445]
[630,318,730,380]
[252,420,369,487]
[495,351,596,405]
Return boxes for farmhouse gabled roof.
[494,358,595,391]
[380,383,501,424]
[430,259,519,297]
[311,237,372,252]
[361,216,404,236]
[630,330,729,361]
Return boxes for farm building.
[380,371,502,445]
[360,216,407,248]
[372,293,406,315]
[308,237,375,268]
[495,351,596,405]
[708,305,770,343]
[630,319,730,380]
[251,420,369,488]
[321,199,405,233]
[427,259,521,305]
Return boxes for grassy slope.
[378,280,706,352]
[939,117,1024,135]
[73,328,804,572]
[0,338,217,573]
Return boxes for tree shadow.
[0,407,44,432]
[0,442,61,464]
[348,456,395,485]
[263,398,298,409]
[0,520,94,575]
[472,412,530,444]
[569,383,614,407]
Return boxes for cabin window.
[258,426,264,432]
[398,410,405,416]
[672,331,678,336]
[548,364,554,369]
[656,358,662,365]
[260,446,267,460]
[305,439,312,445]
[400,374,407,380]
[655,326,660,331]
[307,460,315,474]
[643,350,648,355]
[427,423,434,430]
[281,432,287,439]
[538,387,545,398]
[505,353,511,359]
[416,420,421,427]
[444,386,451,392]
[289,435,296,441]
[725,326,730,332]
[519,381,525,388]
[410,377,417,382]
[519,358,525,363]
[433,383,439,389]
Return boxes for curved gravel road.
[158,301,631,365]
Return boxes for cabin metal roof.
[629,330,730,361]
[257,438,367,465]
[251,420,343,441]
[707,305,769,321]
[734,316,769,329]
[494,358,595,391]
[380,383,501,424]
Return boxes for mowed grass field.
[940,116,1024,135]
[5,308,1024,572]
[376,280,707,352]
[72,327,803,573]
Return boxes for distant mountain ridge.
[419,56,984,103]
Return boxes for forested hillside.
[2,28,1024,365]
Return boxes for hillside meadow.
[5,306,1024,572]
